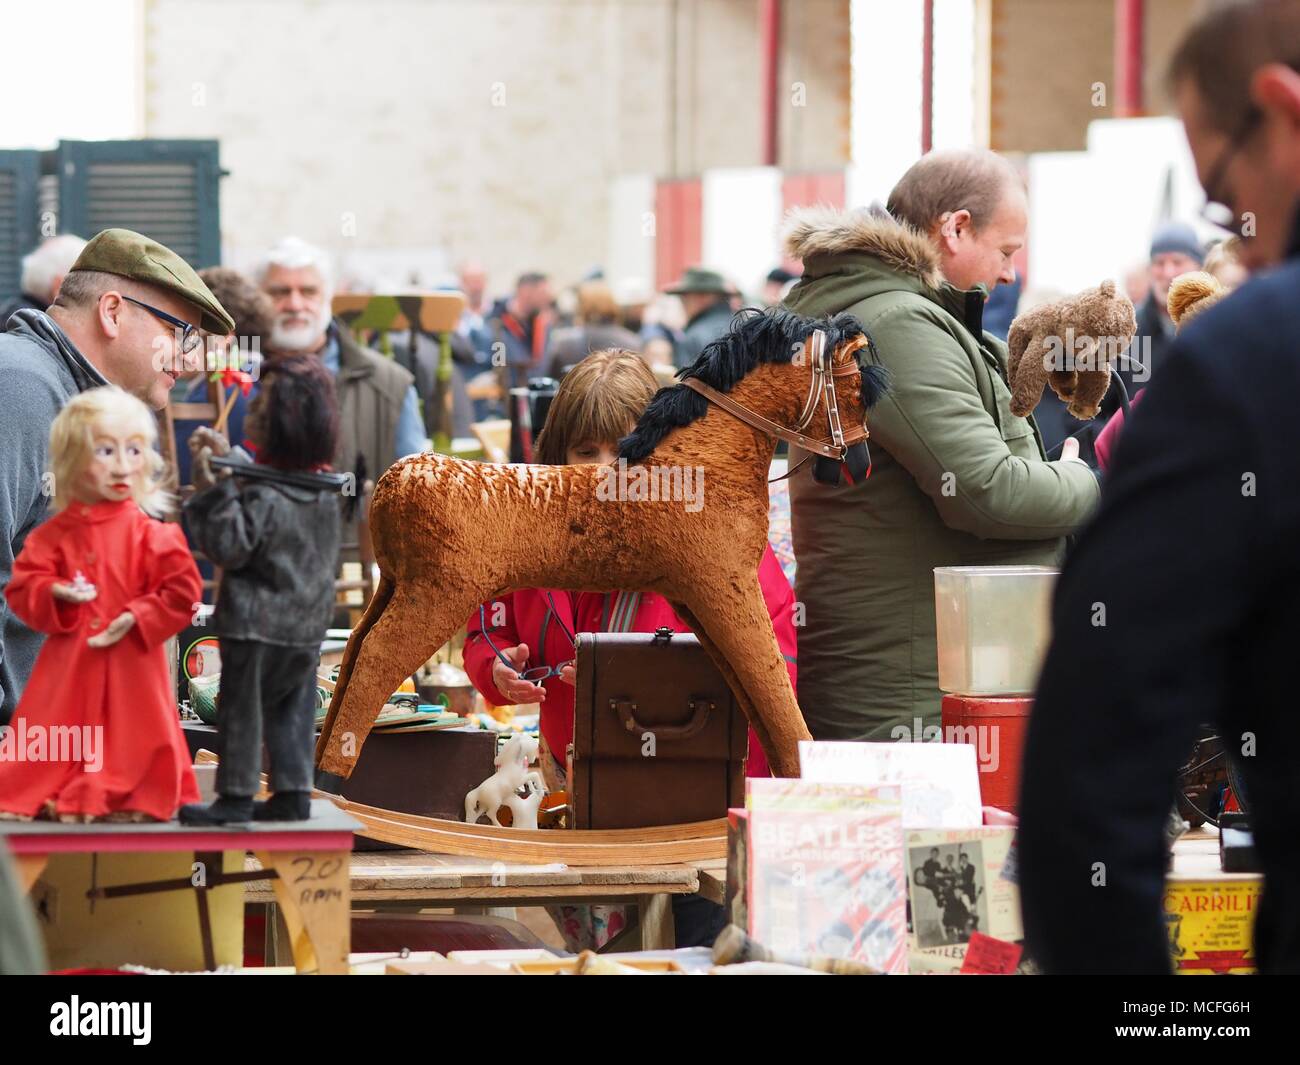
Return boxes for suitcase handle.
[611,698,713,741]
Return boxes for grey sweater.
[0,310,107,725]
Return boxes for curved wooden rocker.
[315,309,887,781]
[196,750,728,865]
[334,805,726,865]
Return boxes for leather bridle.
[681,329,873,484]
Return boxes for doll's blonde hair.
[49,386,173,517]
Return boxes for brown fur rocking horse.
[315,309,888,780]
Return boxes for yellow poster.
[1163,879,1260,974]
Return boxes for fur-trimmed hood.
[781,205,944,290]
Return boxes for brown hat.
[71,228,235,335]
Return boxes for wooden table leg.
[254,849,351,974]
[14,854,48,894]
[637,893,675,951]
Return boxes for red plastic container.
[941,693,1033,814]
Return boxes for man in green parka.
[782,149,1099,741]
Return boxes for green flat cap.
[663,265,730,296]
[71,228,235,335]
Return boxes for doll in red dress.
[0,386,202,822]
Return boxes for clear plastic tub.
[934,565,1058,695]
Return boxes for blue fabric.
[394,383,427,456]
[322,333,341,374]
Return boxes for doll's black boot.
[253,791,312,822]
[178,796,254,825]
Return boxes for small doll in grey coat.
[180,356,344,824]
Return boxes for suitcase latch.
[651,626,674,644]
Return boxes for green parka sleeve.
[864,299,1100,540]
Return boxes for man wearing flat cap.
[1122,221,1205,396]
[0,227,233,725]
[664,266,735,369]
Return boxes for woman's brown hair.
[534,348,658,465]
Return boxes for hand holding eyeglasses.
[491,643,551,704]
[480,593,578,705]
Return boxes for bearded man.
[254,237,424,486]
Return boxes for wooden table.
[692,859,727,906]
[244,850,711,951]
[2,800,360,974]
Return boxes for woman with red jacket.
[463,349,796,789]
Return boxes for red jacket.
[464,545,797,777]
[1094,390,1145,473]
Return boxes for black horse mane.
[619,307,888,462]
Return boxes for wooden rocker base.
[194,750,726,865]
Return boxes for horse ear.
[833,336,868,364]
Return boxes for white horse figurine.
[464,733,548,829]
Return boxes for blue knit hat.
[1150,222,1205,264]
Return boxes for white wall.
[605,174,656,297]
[849,0,975,208]
[143,0,851,297]
[1028,116,1215,294]
[0,0,141,148]
[702,167,783,297]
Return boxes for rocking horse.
[315,308,888,780]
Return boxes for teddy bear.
[1166,271,1227,327]
[1006,279,1137,419]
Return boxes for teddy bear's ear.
[1099,279,1116,297]
[1168,271,1224,326]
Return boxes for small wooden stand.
[1,800,359,974]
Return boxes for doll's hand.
[491,643,548,704]
[557,663,577,687]
[87,610,136,649]
[189,426,232,458]
[51,580,97,604]
[189,427,233,491]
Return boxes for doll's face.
[77,416,148,504]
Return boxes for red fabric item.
[1094,389,1144,472]
[464,544,796,778]
[0,500,202,821]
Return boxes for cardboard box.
[1163,880,1260,974]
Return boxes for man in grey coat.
[0,228,233,725]
[664,266,735,369]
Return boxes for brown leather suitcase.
[568,628,747,829]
